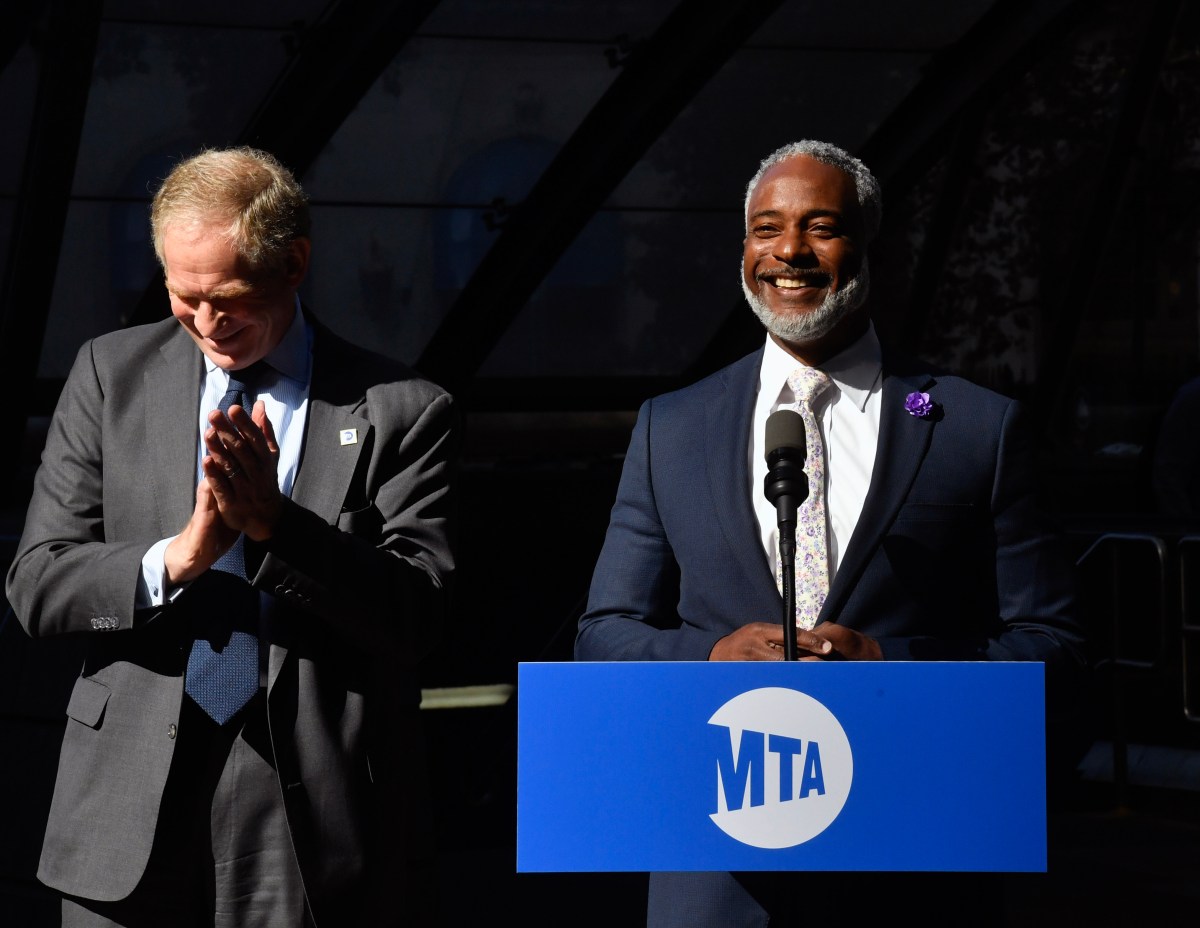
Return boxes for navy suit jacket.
[577,344,1084,687]
[575,345,1087,926]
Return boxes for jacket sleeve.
[6,339,155,637]
[248,387,457,665]
[575,399,726,662]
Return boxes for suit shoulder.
[888,353,1020,415]
[79,317,182,366]
[930,372,1015,405]
[58,318,187,392]
[645,349,761,415]
[312,323,453,411]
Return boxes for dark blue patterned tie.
[184,363,267,724]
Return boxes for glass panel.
[0,199,13,294]
[301,204,739,377]
[40,201,157,378]
[421,0,668,41]
[37,21,298,375]
[71,23,292,198]
[483,41,931,378]
[610,49,928,211]
[302,205,433,365]
[481,210,742,377]
[304,35,619,203]
[746,0,998,48]
[0,43,38,198]
[0,41,37,293]
[304,25,660,357]
[479,0,1001,380]
[101,1,330,27]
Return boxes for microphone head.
[764,409,806,462]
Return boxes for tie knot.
[227,360,269,393]
[787,366,832,408]
[220,361,270,414]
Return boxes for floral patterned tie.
[777,366,833,630]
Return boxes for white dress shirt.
[750,324,883,581]
[140,302,312,604]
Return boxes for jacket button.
[167,723,177,740]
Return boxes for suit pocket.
[65,676,111,729]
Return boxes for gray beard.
[742,259,870,343]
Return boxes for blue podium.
[517,661,1046,873]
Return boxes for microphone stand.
[765,408,808,662]
[778,513,798,661]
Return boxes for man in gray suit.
[6,147,456,926]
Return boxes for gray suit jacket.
[6,313,456,925]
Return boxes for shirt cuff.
[139,536,185,606]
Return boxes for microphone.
[764,409,808,662]
[764,409,808,526]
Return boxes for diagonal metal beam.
[0,0,103,502]
[417,0,785,396]
[235,0,442,176]
[129,0,441,327]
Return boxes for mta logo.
[708,687,852,849]
[711,727,826,811]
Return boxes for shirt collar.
[203,296,311,384]
[759,322,883,412]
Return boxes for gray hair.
[743,140,882,242]
[150,146,311,277]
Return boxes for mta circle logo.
[708,687,853,849]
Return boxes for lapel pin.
[339,428,358,446]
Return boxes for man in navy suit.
[575,140,1087,926]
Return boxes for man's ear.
[284,237,311,288]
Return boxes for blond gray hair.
[150,146,310,276]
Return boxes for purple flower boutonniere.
[905,391,935,419]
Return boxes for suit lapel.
[287,327,371,524]
[290,396,371,523]
[707,350,775,594]
[147,329,203,537]
[268,324,371,693]
[822,365,937,622]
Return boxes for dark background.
[3,1,1200,924]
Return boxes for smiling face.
[163,220,309,371]
[742,155,869,362]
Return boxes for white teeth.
[774,279,803,289]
